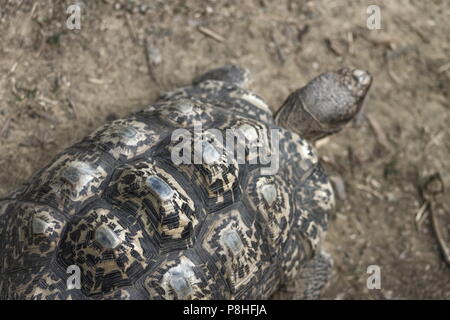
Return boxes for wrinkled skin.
[275,68,372,141]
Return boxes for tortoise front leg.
[192,64,250,88]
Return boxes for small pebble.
[148,47,162,66]
[139,4,148,14]
[330,175,347,200]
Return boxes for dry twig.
[197,26,225,43]
[366,114,393,152]
[143,38,160,85]
[420,174,450,268]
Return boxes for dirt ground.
[0,0,449,299]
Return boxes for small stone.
[147,46,162,66]
[139,4,148,14]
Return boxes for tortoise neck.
[275,90,328,142]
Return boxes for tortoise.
[0,65,372,300]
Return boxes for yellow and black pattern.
[104,159,201,252]
[159,80,273,124]
[0,69,334,300]
[23,148,111,216]
[0,202,66,271]
[83,117,161,161]
[57,202,150,296]
[198,206,272,298]
[244,173,293,259]
[168,129,241,213]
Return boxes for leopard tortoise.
[0,65,372,300]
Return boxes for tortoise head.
[275,68,372,141]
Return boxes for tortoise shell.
[0,76,334,299]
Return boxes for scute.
[61,161,96,186]
[226,117,271,164]
[169,130,241,212]
[238,123,259,142]
[58,205,149,296]
[0,202,66,271]
[154,97,218,128]
[143,255,227,299]
[23,148,111,215]
[201,141,221,165]
[104,160,199,252]
[293,165,334,252]
[245,172,293,257]
[166,263,193,298]
[85,117,162,160]
[261,184,277,206]
[173,99,194,114]
[200,208,271,297]
[159,80,273,123]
